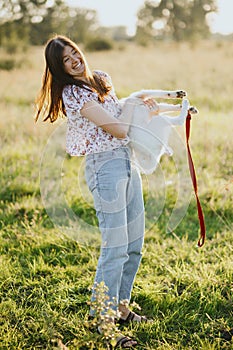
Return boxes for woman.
[36,35,155,348]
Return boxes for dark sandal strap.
[126,311,136,322]
[118,311,148,325]
[115,336,137,348]
[119,311,137,325]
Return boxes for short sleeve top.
[62,70,129,156]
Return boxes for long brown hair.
[35,35,111,123]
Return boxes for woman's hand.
[143,98,159,116]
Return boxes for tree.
[135,0,217,43]
[29,1,69,45]
[0,0,66,46]
[0,0,99,46]
[64,7,98,44]
[31,7,98,45]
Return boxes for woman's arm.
[80,98,136,139]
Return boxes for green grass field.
[0,41,232,349]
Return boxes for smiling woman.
[62,46,85,79]
[35,35,113,122]
[34,34,156,348]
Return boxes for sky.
[66,0,233,36]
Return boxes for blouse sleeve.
[62,85,98,118]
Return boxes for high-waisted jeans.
[85,146,145,313]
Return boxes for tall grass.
[0,41,232,349]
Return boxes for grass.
[0,40,233,349]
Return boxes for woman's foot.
[118,303,150,325]
[118,310,149,325]
[115,334,137,348]
[97,322,137,348]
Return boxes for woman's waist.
[86,144,131,162]
[66,129,129,156]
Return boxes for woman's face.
[62,45,85,79]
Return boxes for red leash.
[186,112,206,247]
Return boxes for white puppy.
[122,90,198,174]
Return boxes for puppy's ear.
[189,106,199,114]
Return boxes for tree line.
[0,0,217,51]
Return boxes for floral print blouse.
[62,70,129,156]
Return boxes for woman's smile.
[63,45,85,78]
[73,61,82,69]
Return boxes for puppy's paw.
[176,90,187,98]
[167,90,187,98]
[189,106,198,114]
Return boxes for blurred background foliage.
[0,0,231,54]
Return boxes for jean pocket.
[85,162,96,193]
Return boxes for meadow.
[0,40,232,349]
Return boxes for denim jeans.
[85,146,145,313]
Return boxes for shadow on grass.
[0,183,40,203]
[132,285,233,349]
[0,205,54,230]
[145,193,232,243]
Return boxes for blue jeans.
[85,146,145,313]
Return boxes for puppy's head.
[189,106,198,114]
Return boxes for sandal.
[221,328,233,341]
[118,311,149,325]
[97,325,137,349]
[115,335,137,348]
